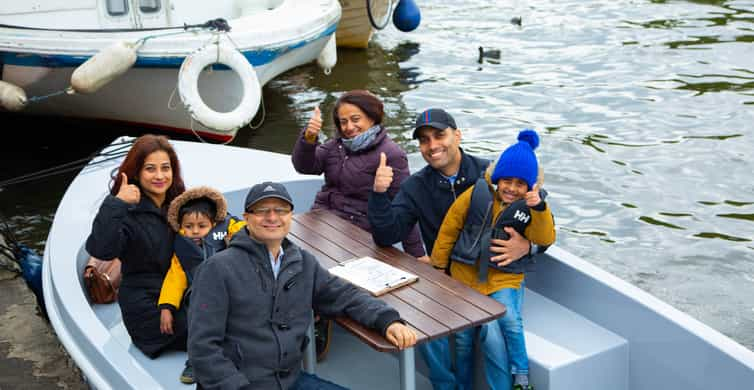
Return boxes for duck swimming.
[478,46,501,63]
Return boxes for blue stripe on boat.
[0,23,336,69]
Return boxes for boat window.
[106,0,128,16]
[139,0,161,13]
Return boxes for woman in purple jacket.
[292,90,425,361]
[292,89,425,258]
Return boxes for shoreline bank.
[0,268,87,390]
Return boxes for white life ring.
[178,44,261,132]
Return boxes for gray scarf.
[341,125,381,152]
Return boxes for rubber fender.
[0,80,27,111]
[393,0,421,32]
[71,41,137,94]
[316,34,337,75]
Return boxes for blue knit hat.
[491,129,540,189]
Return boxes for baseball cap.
[412,108,457,139]
[244,181,294,211]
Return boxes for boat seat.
[522,289,629,390]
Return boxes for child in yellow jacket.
[431,129,555,390]
[158,186,245,384]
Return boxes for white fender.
[316,34,337,75]
[178,44,261,133]
[0,80,27,111]
[71,41,137,94]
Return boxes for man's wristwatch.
[529,243,540,257]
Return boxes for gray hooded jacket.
[188,228,402,390]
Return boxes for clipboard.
[329,256,418,296]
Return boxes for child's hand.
[525,183,542,207]
[304,106,322,143]
[160,308,174,335]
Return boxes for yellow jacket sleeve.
[431,186,473,269]
[158,254,187,310]
[227,218,246,238]
[524,203,556,246]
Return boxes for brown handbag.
[83,256,122,304]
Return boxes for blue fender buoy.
[393,0,421,32]
[17,244,46,317]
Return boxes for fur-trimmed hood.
[167,186,228,231]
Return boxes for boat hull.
[1,36,331,142]
[0,0,340,142]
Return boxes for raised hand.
[525,183,542,207]
[304,106,322,142]
[116,172,140,204]
[373,152,394,193]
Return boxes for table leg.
[302,312,316,373]
[399,347,415,390]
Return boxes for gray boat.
[43,137,754,389]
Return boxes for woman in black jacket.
[86,134,187,358]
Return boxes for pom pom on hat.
[491,129,540,189]
[517,129,539,150]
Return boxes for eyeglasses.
[246,207,293,216]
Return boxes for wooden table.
[289,209,507,390]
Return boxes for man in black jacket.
[368,109,536,389]
[189,181,416,390]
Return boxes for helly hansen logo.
[213,231,227,241]
[513,210,530,224]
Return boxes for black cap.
[412,108,457,139]
[244,182,294,211]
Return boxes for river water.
[1,0,753,352]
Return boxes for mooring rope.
[0,139,134,188]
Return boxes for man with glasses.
[189,181,417,390]
[369,109,538,389]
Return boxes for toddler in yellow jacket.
[431,129,555,390]
[158,186,245,384]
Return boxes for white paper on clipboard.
[329,256,418,296]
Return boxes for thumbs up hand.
[116,172,141,204]
[525,183,542,207]
[373,152,394,193]
[304,106,322,143]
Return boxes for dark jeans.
[290,372,349,390]
[198,372,349,390]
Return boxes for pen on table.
[385,276,407,287]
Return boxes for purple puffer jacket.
[292,126,425,257]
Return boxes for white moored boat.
[43,136,754,389]
[0,1,340,142]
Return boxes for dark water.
[1,0,753,350]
